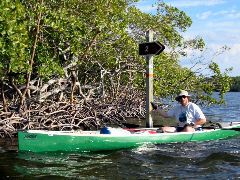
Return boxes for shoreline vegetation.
[0,1,237,138]
[230,76,240,92]
[0,90,146,138]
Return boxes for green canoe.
[18,122,240,153]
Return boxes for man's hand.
[151,102,158,110]
[186,122,195,127]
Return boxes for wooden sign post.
[145,30,154,128]
[139,30,165,128]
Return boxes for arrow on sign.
[139,41,165,56]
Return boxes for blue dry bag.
[100,127,111,134]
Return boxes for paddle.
[202,126,240,131]
[122,123,140,128]
[219,127,240,131]
[202,121,240,131]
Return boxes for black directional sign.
[139,41,165,56]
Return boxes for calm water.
[0,92,239,179]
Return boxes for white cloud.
[135,0,240,76]
[197,11,212,20]
[136,5,156,13]
[136,0,227,12]
[134,0,157,13]
[229,44,240,55]
[195,21,240,45]
[180,43,240,77]
[203,44,240,76]
[224,10,240,18]
[167,0,226,8]
[196,9,240,20]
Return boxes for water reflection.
[16,152,113,178]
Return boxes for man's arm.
[157,109,169,118]
[193,103,207,126]
[195,118,206,125]
[151,102,169,118]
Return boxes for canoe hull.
[18,125,240,153]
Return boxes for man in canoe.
[152,90,206,132]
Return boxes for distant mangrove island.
[230,76,240,92]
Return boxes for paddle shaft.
[221,128,240,131]
[202,127,240,131]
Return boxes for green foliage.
[0,1,30,81]
[0,0,232,106]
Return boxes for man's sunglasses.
[180,95,187,99]
[176,95,187,102]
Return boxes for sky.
[135,0,240,77]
